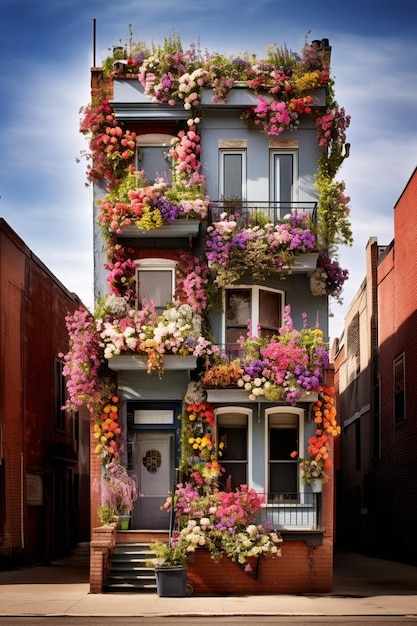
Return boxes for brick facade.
[0,219,90,566]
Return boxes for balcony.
[208,200,317,228]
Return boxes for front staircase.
[104,542,157,592]
[104,531,169,593]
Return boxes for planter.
[205,388,318,404]
[310,480,323,493]
[155,566,187,597]
[117,515,130,530]
[107,354,197,372]
[110,220,200,239]
[289,253,319,273]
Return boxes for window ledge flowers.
[206,213,317,287]
[175,381,282,571]
[201,306,329,406]
[98,297,215,376]
[172,478,282,571]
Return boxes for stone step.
[105,542,157,593]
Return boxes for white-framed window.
[265,407,304,500]
[216,407,252,490]
[270,149,298,216]
[224,286,284,352]
[135,258,175,314]
[219,149,247,200]
[136,133,175,183]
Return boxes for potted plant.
[97,460,138,529]
[299,458,327,492]
[146,541,187,597]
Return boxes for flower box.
[288,253,319,273]
[205,389,318,403]
[107,354,197,371]
[110,220,200,239]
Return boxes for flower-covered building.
[66,32,350,594]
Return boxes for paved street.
[0,549,417,618]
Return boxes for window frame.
[269,149,298,213]
[215,406,252,489]
[135,258,176,313]
[223,285,284,350]
[135,133,175,183]
[219,148,247,201]
[264,407,305,500]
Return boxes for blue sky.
[1,0,417,343]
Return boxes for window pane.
[138,270,172,310]
[268,416,298,496]
[273,154,293,203]
[259,290,281,333]
[269,428,297,460]
[223,153,243,199]
[138,146,172,183]
[226,290,251,325]
[219,462,247,491]
[270,463,297,494]
[218,426,247,460]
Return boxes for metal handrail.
[208,200,317,227]
[257,491,322,530]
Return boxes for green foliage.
[316,160,353,251]
[147,541,187,568]
[97,503,116,525]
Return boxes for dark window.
[217,412,248,490]
[394,354,405,423]
[55,359,66,431]
[269,425,298,496]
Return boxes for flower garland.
[291,386,340,484]
[78,94,136,188]
[93,396,122,464]
[180,381,219,477]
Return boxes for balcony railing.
[257,492,322,530]
[208,201,317,228]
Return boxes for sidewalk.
[0,550,417,617]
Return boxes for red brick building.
[0,219,90,566]
[334,167,417,564]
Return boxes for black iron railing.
[257,492,322,530]
[208,201,317,228]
